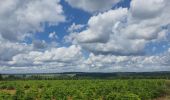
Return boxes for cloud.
[85,51,170,72]
[74,0,170,55]
[130,0,165,20]
[125,0,170,40]
[0,41,32,62]
[32,40,47,50]
[4,44,170,72]
[7,45,84,68]
[68,23,85,33]
[0,0,65,41]
[63,23,85,44]
[77,8,128,43]
[2,47,170,72]
[49,32,58,40]
[65,0,121,13]
[76,8,146,55]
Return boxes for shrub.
[24,89,38,100]
[24,85,30,89]
[0,85,7,89]
[106,92,141,100]
[0,92,12,100]
[13,87,25,100]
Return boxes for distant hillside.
[1,71,170,80]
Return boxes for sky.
[0,0,170,73]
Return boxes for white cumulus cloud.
[65,0,121,13]
[0,0,65,41]
[75,0,170,55]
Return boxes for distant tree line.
[0,72,170,80]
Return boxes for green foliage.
[24,89,38,100]
[0,82,16,90]
[0,74,2,80]
[106,92,141,100]
[0,92,13,100]
[40,88,53,100]
[0,80,167,100]
[13,87,25,100]
[24,84,30,90]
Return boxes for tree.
[0,74,2,80]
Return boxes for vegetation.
[0,80,167,100]
[1,72,170,80]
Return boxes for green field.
[0,80,169,100]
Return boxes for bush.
[24,85,30,89]
[13,87,25,100]
[0,85,7,89]
[6,85,15,90]
[0,92,13,100]
[40,88,53,100]
[24,89,38,100]
[106,92,141,100]
[38,84,44,89]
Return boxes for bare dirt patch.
[0,89,16,95]
[154,80,170,100]
[153,96,170,100]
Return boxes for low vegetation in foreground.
[0,80,168,100]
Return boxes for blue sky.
[0,0,170,73]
